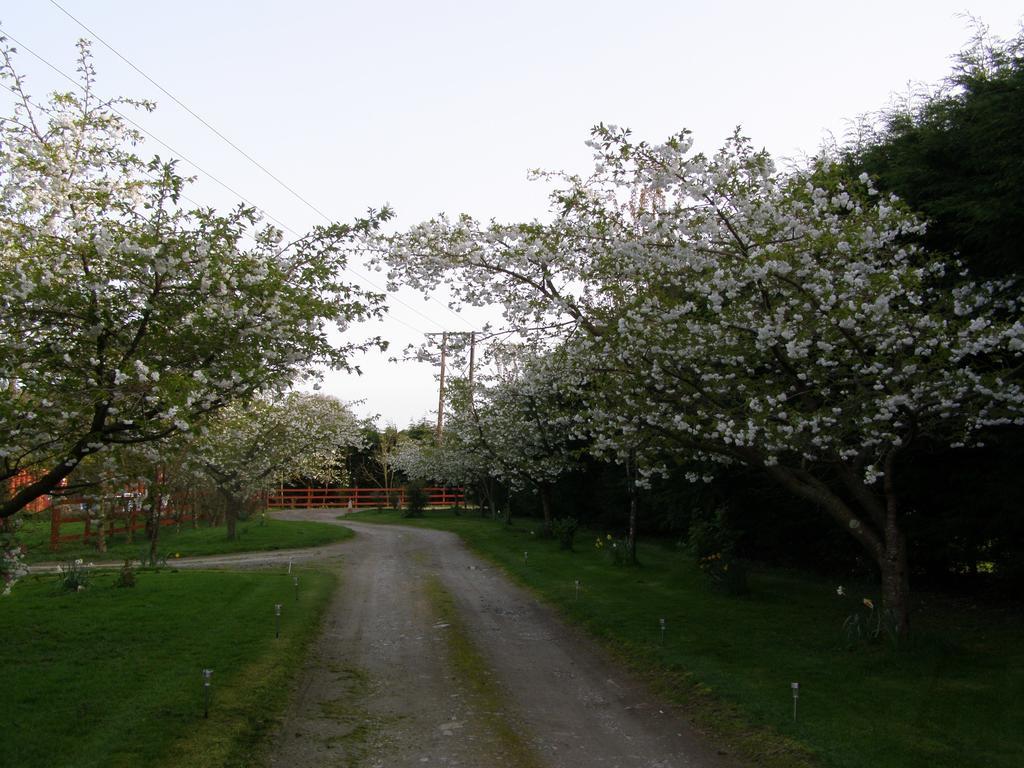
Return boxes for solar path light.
[202,668,213,718]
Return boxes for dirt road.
[260,510,737,768]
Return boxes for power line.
[0,27,447,336]
[3,73,434,340]
[0,30,295,233]
[47,0,334,223]
[45,1,478,333]
[3,75,431,339]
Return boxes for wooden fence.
[41,485,464,551]
[48,495,192,551]
[266,486,465,510]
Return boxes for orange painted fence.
[48,495,193,551]
[266,486,465,510]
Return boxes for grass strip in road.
[15,514,353,564]
[424,575,545,768]
[1,566,336,768]
[348,507,1024,768]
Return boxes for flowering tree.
[0,41,386,518]
[392,409,494,508]
[381,125,1024,634]
[189,393,363,540]
[395,342,580,525]
[462,348,579,531]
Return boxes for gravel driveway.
[257,510,739,768]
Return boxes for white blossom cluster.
[1,541,29,596]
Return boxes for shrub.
[595,534,630,566]
[836,588,901,649]
[688,506,749,595]
[551,517,578,551]
[114,559,137,588]
[403,481,428,518]
[56,558,90,592]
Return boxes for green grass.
[13,513,353,563]
[1,566,336,768]
[347,507,1024,768]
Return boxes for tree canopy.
[381,123,1024,634]
[0,41,387,517]
[849,25,1024,278]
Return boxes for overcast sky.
[3,1,1021,426]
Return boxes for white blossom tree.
[0,41,387,518]
[380,125,1024,634]
[398,344,580,526]
[189,393,363,540]
[463,347,578,530]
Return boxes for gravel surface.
[258,510,741,768]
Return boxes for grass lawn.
[13,513,352,564]
[1,566,335,768]
[347,507,1024,768]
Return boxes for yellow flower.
[862,598,874,609]
[175,553,181,558]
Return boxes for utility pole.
[436,332,448,445]
[429,330,479,443]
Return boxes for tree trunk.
[226,502,238,541]
[879,535,910,638]
[627,487,638,565]
[0,402,111,519]
[539,484,553,534]
[126,499,135,544]
[881,466,911,637]
[485,479,497,519]
[626,451,638,565]
[147,497,161,566]
[764,457,911,637]
[95,515,107,553]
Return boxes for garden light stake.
[202,668,213,718]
